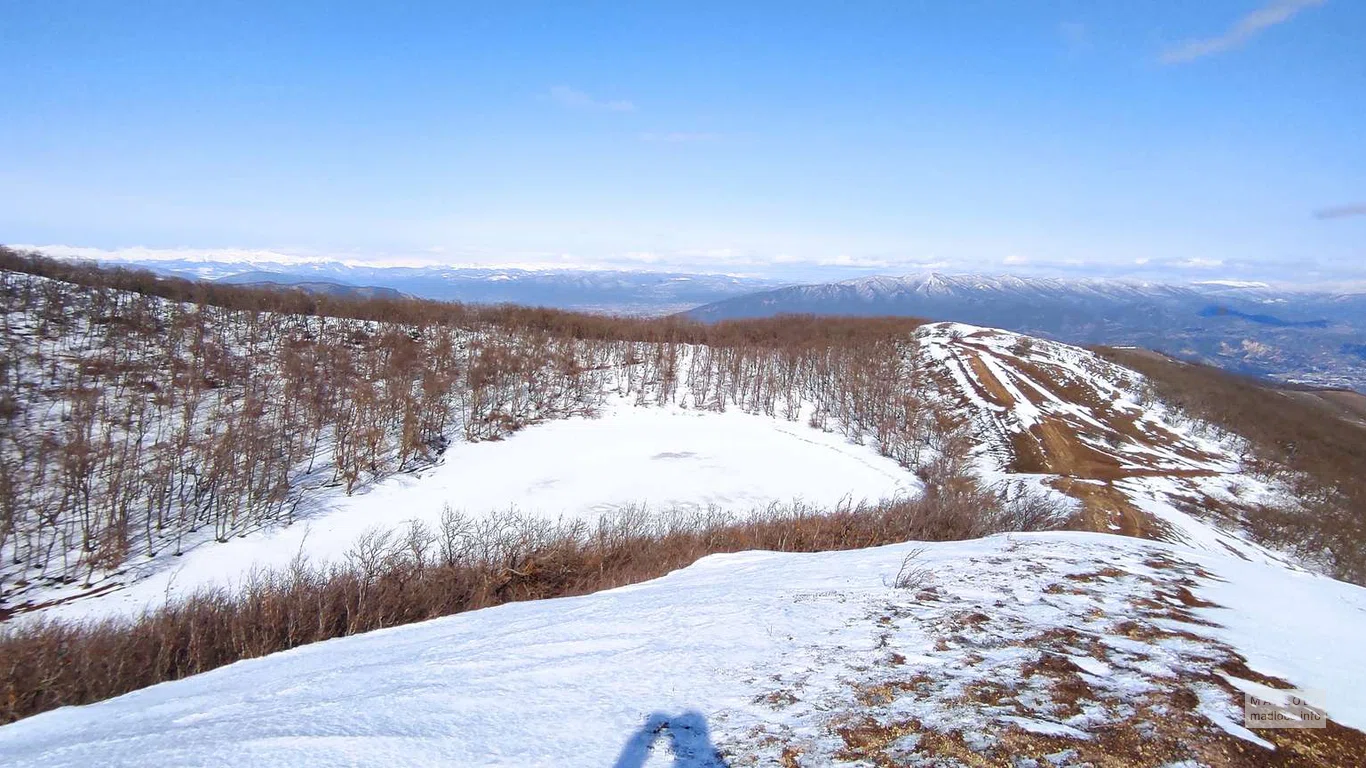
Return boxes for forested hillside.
[1,247,952,610]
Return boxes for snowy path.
[3,532,1362,766]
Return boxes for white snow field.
[2,532,1362,767]
[34,400,917,623]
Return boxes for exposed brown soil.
[778,600,1366,767]
[943,336,1220,541]
[768,550,1366,767]
[965,353,1017,409]
[1054,477,1159,538]
[965,340,1278,571]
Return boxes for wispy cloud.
[640,131,720,143]
[1314,203,1366,219]
[548,85,636,112]
[1172,257,1225,269]
[1159,0,1326,64]
[1058,22,1091,54]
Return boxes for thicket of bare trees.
[1,249,952,599]
[0,271,612,592]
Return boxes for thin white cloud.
[640,132,720,143]
[1314,203,1366,219]
[19,244,333,266]
[620,251,666,264]
[1173,257,1225,269]
[548,85,636,112]
[1159,0,1326,64]
[823,254,895,268]
[1193,279,1271,288]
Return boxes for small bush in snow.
[889,547,933,591]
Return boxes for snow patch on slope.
[2,532,1361,767]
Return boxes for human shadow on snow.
[612,710,730,768]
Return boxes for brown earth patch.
[950,343,1229,541]
[814,672,1366,767]
[965,352,1017,409]
[1053,477,1160,539]
[1065,566,1128,582]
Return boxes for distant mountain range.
[218,272,409,301]
[103,257,784,315]
[29,247,1366,391]
[684,273,1366,391]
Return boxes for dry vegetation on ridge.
[1,486,1065,724]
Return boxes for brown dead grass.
[766,548,1366,767]
[965,353,1017,409]
[817,655,1366,767]
[1064,566,1129,582]
[834,716,922,765]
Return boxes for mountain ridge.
[685,271,1366,391]
[20,247,785,314]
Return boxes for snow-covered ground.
[32,400,917,623]
[3,532,1361,767]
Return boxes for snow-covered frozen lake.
[38,401,918,622]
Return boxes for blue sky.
[2,1,1362,283]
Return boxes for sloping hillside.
[917,323,1296,564]
[1,252,944,620]
[3,278,1302,624]
[1097,347,1366,583]
[3,533,1363,767]
[218,273,410,301]
[0,256,1336,621]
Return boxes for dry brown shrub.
[0,482,1063,725]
